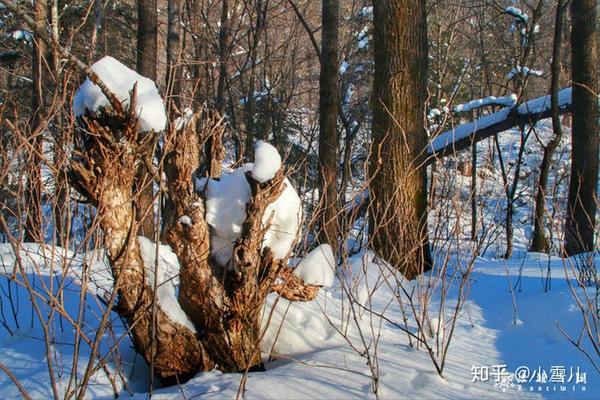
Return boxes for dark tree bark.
[565,0,599,255]
[317,0,340,250]
[471,141,477,241]
[369,0,432,279]
[531,0,566,253]
[25,0,48,242]
[136,0,157,80]
[135,0,158,238]
[166,0,183,109]
[88,0,102,62]
[216,0,230,113]
[244,0,268,160]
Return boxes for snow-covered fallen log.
[428,88,573,159]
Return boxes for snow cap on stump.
[73,56,167,133]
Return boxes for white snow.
[2,240,599,399]
[178,215,192,226]
[174,107,195,131]
[252,141,282,183]
[73,56,167,133]
[517,87,572,114]
[454,94,517,113]
[507,66,543,80]
[137,237,196,332]
[430,107,511,152]
[429,87,582,153]
[10,29,32,42]
[505,6,528,23]
[293,244,336,287]
[428,108,442,120]
[339,60,349,75]
[357,26,369,49]
[200,143,301,266]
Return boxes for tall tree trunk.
[531,0,565,253]
[369,0,432,279]
[135,0,158,238]
[565,0,599,255]
[50,0,68,245]
[25,0,48,242]
[166,0,183,109]
[88,0,102,62]
[317,0,339,250]
[216,0,230,113]
[471,141,477,241]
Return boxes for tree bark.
[317,0,340,250]
[531,0,566,254]
[135,0,158,238]
[216,0,230,113]
[166,0,183,108]
[69,106,211,383]
[564,0,599,255]
[370,0,432,279]
[25,0,48,242]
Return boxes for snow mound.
[293,244,336,287]
[137,237,196,332]
[261,293,337,355]
[199,143,301,266]
[73,56,167,133]
[252,140,282,183]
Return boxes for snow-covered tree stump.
[68,57,321,382]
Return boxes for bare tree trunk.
[531,0,566,254]
[216,0,230,113]
[369,0,432,279]
[135,0,158,238]
[88,0,102,62]
[244,0,268,159]
[564,0,599,255]
[25,0,48,242]
[166,0,183,108]
[317,0,339,250]
[471,141,477,241]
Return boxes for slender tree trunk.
[166,0,183,108]
[317,0,339,249]
[244,0,268,159]
[88,0,102,62]
[49,0,69,246]
[25,0,48,242]
[531,0,566,253]
[471,141,477,241]
[564,0,599,255]
[216,0,230,113]
[369,0,432,279]
[135,0,158,238]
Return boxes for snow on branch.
[505,6,529,23]
[428,88,573,158]
[507,66,544,80]
[453,94,517,113]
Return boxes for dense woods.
[0,0,598,398]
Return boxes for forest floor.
[0,243,597,399]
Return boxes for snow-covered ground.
[0,243,597,399]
